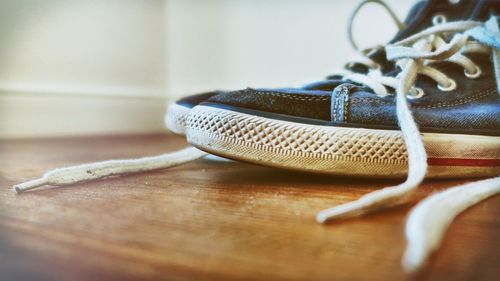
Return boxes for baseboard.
[0,89,170,139]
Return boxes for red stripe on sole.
[428,158,500,167]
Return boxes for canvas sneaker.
[166,0,474,136]
[186,4,500,179]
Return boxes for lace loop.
[347,0,406,51]
[332,0,406,78]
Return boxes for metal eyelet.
[448,0,461,4]
[432,14,447,25]
[437,79,457,92]
[406,88,425,100]
[464,66,482,79]
[345,62,355,69]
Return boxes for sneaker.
[165,0,468,136]
[186,7,500,179]
[186,9,500,273]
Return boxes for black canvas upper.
[176,91,223,108]
[200,2,500,137]
[202,55,500,136]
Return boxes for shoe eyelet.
[464,66,482,79]
[345,62,354,69]
[432,14,447,25]
[406,88,425,100]
[437,79,457,92]
[448,0,461,4]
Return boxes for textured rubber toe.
[165,103,191,136]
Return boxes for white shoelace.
[347,0,406,52]
[12,14,500,276]
[14,147,207,193]
[328,0,406,79]
[317,18,500,273]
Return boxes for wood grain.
[0,134,498,281]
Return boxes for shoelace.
[347,0,406,52]
[12,13,500,276]
[317,17,500,273]
[332,0,406,77]
[343,21,490,97]
[13,147,207,193]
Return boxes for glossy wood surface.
[1,134,498,281]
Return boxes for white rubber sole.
[165,103,232,163]
[186,105,500,178]
[165,103,191,136]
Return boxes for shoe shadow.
[197,157,402,191]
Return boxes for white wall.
[0,0,415,138]
[0,0,168,138]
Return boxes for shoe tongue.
[390,0,430,42]
[392,0,483,42]
[403,1,429,25]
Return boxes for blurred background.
[0,0,414,139]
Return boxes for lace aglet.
[401,250,426,275]
[13,178,49,194]
[316,206,355,223]
[316,212,333,224]
[316,199,377,223]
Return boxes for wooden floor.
[0,134,498,281]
